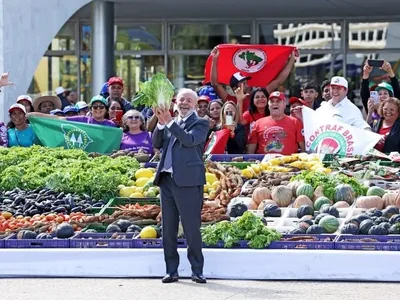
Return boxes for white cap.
[75,101,89,110]
[55,87,65,95]
[330,76,348,89]
[16,95,33,105]
[9,103,27,114]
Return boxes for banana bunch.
[266,153,331,173]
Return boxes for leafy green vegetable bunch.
[0,146,140,200]
[201,211,282,249]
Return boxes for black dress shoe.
[161,273,179,283]
[191,273,207,284]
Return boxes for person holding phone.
[366,82,394,124]
[120,110,153,154]
[361,59,400,114]
[109,100,125,127]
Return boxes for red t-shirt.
[248,116,304,155]
[226,95,250,112]
[242,111,266,141]
[375,126,392,152]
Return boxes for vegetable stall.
[1,147,400,281]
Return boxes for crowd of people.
[1,52,400,155]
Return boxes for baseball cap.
[9,103,27,114]
[63,105,78,114]
[75,101,89,110]
[100,82,109,95]
[89,95,108,107]
[50,109,65,116]
[198,95,211,103]
[229,72,252,89]
[107,76,124,87]
[375,82,394,95]
[198,85,218,100]
[55,87,65,95]
[268,91,286,101]
[330,76,348,89]
[16,95,33,105]
[289,97,307,106]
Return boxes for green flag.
[29,117,122,154]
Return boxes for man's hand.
[290,106,303,121]
[234,82,249,101]
[154,107,165,125]
[0,72,13,88]
[381,61,395,77]
[155,107,172,125]
[363,62,373,79]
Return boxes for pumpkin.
[227,197,257,216]
[293,195,313,208]
[257,199,278,211]
[271,185,292,207]
[17,230,37,240]
[368,225,388,235]
[340,223,359,234]
[297,220,313,231]
[359,219,374,235]
[345,216,361,227]
[306,225,324,234]
[290,227,306,234]
[252,187,272,206]
[287,180,304,195]
[389,214,400,225]
[356,196,384,210]
[366,208,383,217]
[382,206,399,219]
[374,217,389,225]
[297,205,314,218]
[55,223,75,238]
[333,184,355,204]
[320,205,339,218]
[333,201,350,209]
[300,215,314,221]
[382,192,400,208]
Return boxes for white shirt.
[157,112,194,173]
[317,97,370,130]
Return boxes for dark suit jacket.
[152,113,209,187]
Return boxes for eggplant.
[53,199,66,206]
[11,197,24,208]
[26,209,40,216]
[53,206,66,213]
[56,192,65,199]
[3,199,13,205]
[71,206,83,213]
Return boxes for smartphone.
[115,110,123,122]
[370,91,380,104]
[225,111,233,126]
[368,59,384,68]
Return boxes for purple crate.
[132,238,187,248]
[70,233,136,248]
[268,234,336,250]
[0,238,4,248]
[208,154,265,162]
[5,233,70,248]
[335,235,400,251]
[144,162,158,168]
[203,240,249,248]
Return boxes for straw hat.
[33,95,62,112]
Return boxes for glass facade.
[28,20,400,102]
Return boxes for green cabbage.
[132,73,175,108]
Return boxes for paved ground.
[0,279,399,300]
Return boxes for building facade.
[1,0,400,121]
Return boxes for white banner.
[302,106,381,156]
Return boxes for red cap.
[289,97,307,106]
[268,91,286,101]
[198,95,211,103]
[107,77,124,87]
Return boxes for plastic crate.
[268,234,336,250]
[81,223,108,233]
[4,234,70,248]
[207,154,265,162]
[99,197,160,215]
[70,232,136,248]
[131,238,187,248]
[0,238,4,248]
[335,235,400,251]
[203,240,249,248]
[144,162,158,168]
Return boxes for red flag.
[204,129,231,154]
[204,44,296,87]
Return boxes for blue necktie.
[163,119,184,170]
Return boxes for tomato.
[2,222,10,230]
[56,216,64,223]
[46,215,55,221]
[63,215,70,221]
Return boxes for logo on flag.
[310,132,347,156]
[233,49,267,73]
[61,124,93,150]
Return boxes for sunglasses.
[92,105,105,110]
[127,115,141,120]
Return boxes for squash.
[389,214,400,225]
[306,225,324,234]
[359,219,374,235]
[345,216,361,227]
[229,203,248,218]
[263,204,282,217]
[314,213,329,224]
[55,223,75,239]
[367,186,386,197]
[297,220,313,231]
[126,225,142,233]
[382,192,400,208]
[319,215,339,233]
[106,224,122,233]
[312,185,325,201]
[340,223,359,234]
[115,219,133,232]
[271,185,293,207]
[297,205,314,218]
[368,225,388,235]
[257,200,278,211]
[355,214,371,224]
[252,187,272,205]
[366,208,383,217]
[293,195,313,208]
[17,230,37,240]
[389,224,400,234]
[290,227,306,234]
[287,180,304,196]
[300,215,314,222]
[227,197,257,216]
[333,201,350,209]
[374,216,389,225]
[320,205,339,218]
[314,197,331,211]
[382,206,399,219]
[333,184,355,204]
[355,196,384,210]
[380,222,391,231]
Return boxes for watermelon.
[333,184,355,204]
[319,215,339,233]
[314,196,331,211]
[366,186,386,198]
[296,183,314,198]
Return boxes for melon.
[314,196,331,211]
[293,195,313,208]
[333,201,350,209]
[271,185,292,207]
[319,215,339,233]
[355,196,384,210]
[333,184,355,204]
[366,186,386,198]
[296,183,314,198]
[252,187,271,205]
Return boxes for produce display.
[118,168,159,198]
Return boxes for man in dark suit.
[153,88,209,284]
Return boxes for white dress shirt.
[317,97,370,130]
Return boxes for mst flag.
[203,44,296,87]
[302,107,381,156]
[30,117,122,154]
[204,129,231,155]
